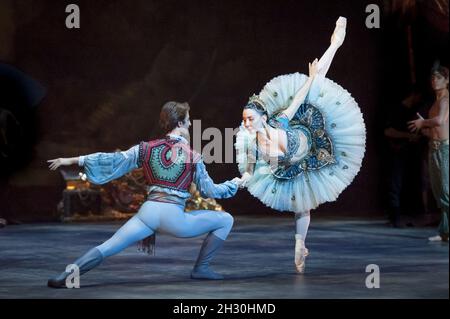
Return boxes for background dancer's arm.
[408,100,449,131]
[384,127,420,142]
[47,145,140,184]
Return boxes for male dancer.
[47,101,243,287]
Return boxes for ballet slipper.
[330,16,347,48]
[294,235,309,274]
[48,247,104,288]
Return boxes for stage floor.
[0,215,448,299]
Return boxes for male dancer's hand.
[239,172,252,188]
[47,157,78,170]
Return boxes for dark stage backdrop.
[0,0,445,220]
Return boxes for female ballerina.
[235,17,366,273]
[47,101,243,287]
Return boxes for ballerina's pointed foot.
[331,16,347,48]
[336,16,347,27]
[295,247,309,274]
[428,235,448,242]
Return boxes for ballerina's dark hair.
[243,94,268,117]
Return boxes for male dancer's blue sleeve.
[77,145,139,184]
[194,160,238,199]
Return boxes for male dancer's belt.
[147,191,186,207]
[430,139,449,151]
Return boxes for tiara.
[247,94,266,110]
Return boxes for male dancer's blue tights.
[97,201,233,257]
[47,201,234,287]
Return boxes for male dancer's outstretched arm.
[194,158,242,198]
[48,145,140,184]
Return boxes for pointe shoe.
[330,16,347,48]
[294,236,309,274]
[428,235,443,242]
[295,247,308,274]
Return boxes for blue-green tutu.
[235,73,366,213]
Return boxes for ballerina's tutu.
[235,73,366,213]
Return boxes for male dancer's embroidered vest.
[138,137,198,192]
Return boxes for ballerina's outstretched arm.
[282,59,318,121]
[282,17,347,121]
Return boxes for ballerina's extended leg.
[316,16,346,77]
